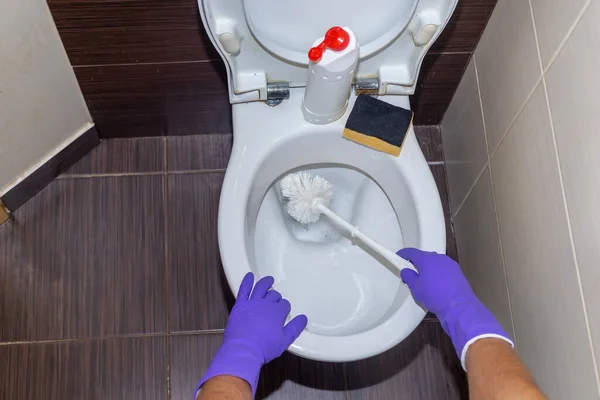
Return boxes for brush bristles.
[280,172,333,224]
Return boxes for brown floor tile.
[258,352,346,400]
[169,333,223,400]
[345,320,467,399]
[0,176,167,341]
[430,165,459,262]
[167,173,233,332]
[414,125,444,163]
[166,134,233,172]
[0,336,166,400]
[64,138,165,175]
[169,333,346,400]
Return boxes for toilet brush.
[279,172,417,273]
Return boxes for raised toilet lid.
[199,0,458,102]
[243,0,418,64]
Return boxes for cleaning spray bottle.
[301,26,359,125]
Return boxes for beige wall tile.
[530,0,589,69]
[475,0,542,152]
[454,167,513,335]
[0,0,91,194]
[491,84,598,398]
[441,59,489,213]
[546,0,600,374]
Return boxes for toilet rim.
[217,129,445,361]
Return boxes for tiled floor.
[0,127,466,399]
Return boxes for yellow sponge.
[343,95,413,157]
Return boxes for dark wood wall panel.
[75,61,232,137]
[49,0,219,65]
[431,0,498,53]
[410,53,472,125]
[49,0,497,136]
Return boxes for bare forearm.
[466,338,547,400]
[197,375,253,400]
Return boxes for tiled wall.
[48,0,497,138]
[441,0,600,397]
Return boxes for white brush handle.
[316,204,417,273]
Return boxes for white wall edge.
[0,121,96,197]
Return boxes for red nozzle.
[308,26,351,62]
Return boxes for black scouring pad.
[343,94,413,157]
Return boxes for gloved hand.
[197,272,308,397]
[397,248,513,370]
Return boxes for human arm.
[397,248,546,399]
[195,272,308,399]
[197,375,252,400]
[467,338,547,400]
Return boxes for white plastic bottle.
[302,26,359,125]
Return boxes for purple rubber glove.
[397,248,513,370]
[196,272,308,397]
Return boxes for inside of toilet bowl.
[247,163,419,337]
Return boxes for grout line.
[0,332,169,346]
[474,56,492,163]
[540,0,594,75]
[486,165,518,346]
[165,336,171,400]
[474,54,518,346]
[449,160,489,219]
[426,51,473,55]
[427,161,445,165]
[543,75,600,393]
[98,137,163,141]
[486,76,544,160]
[0,330,226,347]
[529,0,600,389]
[450,68,543,218]
[162,171,172,399]
[442,164,459,258]
[342,365,351,400]
[164,169,227,176]
[169,330,225,337]
[449,55,519,345]
[469,2,547,166]
[163,136,168,173]
[58,169,227,179]
[72,59,222,69]
[480,58,517,345]
[452,74,544,219]
[58,171,165,179]
[469,0,544,167]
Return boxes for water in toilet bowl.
[254,167,406,337]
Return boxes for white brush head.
[280,172,333,224]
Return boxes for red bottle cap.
[308,26,351,62]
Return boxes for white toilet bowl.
[199,0,457,362]
[218,89,445,361]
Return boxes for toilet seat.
[199,0,458,102]
[218,90,446,361]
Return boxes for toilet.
[199,0,457,362]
